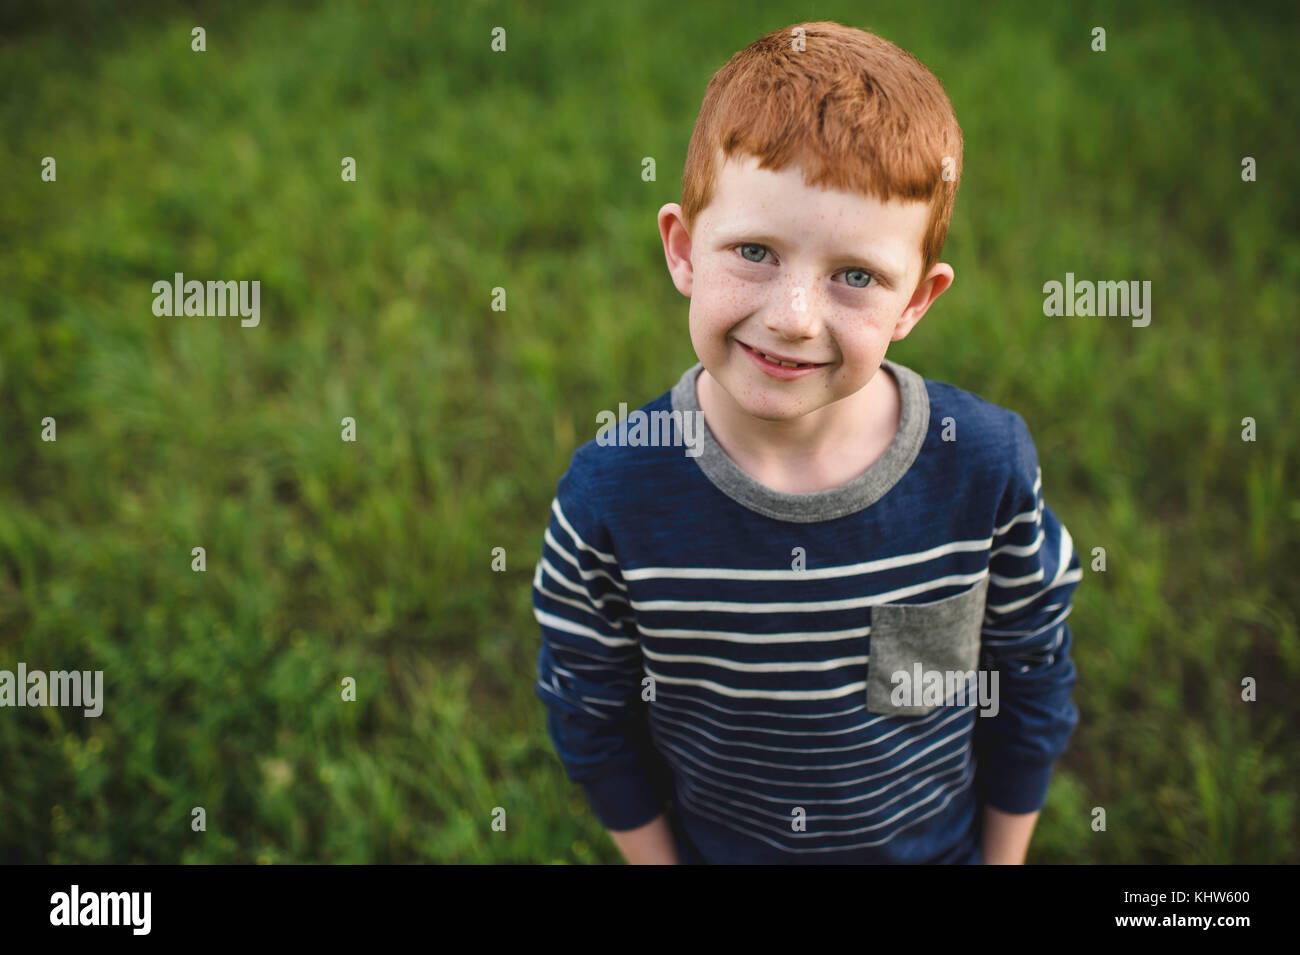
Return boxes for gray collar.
[670,359,929,523]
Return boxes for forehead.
[702,151,930,266]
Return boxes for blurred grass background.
[0,0,1296,863]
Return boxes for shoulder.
[913,370,1039,486]
[552,385,684,521]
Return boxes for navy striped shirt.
[533,360,1081,864]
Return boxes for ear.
[891,263,954,341]
[658,203,694,297]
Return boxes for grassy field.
[0,0,1296,863]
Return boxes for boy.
[532,21,1081,864]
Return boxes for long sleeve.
[532,466,672,831]
[973,413,1083,814]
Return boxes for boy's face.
[659,151,952,423]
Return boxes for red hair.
[681,21,963,283]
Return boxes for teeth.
[759,351,804,368]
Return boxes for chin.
[747,407,808,423]
[733,389,822,422]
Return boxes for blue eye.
[843,269,873,288]
[738,244,767,263]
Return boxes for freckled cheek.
[690,273,762,337]
[825,315,890,374]
[833,322,878,353]
[841,302,896,340]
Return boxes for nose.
[764,274,824,341]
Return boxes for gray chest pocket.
[866,577,989,716]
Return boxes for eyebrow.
[712,229,904,288]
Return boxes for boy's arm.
[981,806,1039,865]
[607,812,679,865]
[532,470,676,859]
[974,412,1083,862]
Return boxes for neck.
[697,366,901,494]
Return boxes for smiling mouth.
[737,341,828,369]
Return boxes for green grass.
[0,0,1296,863]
